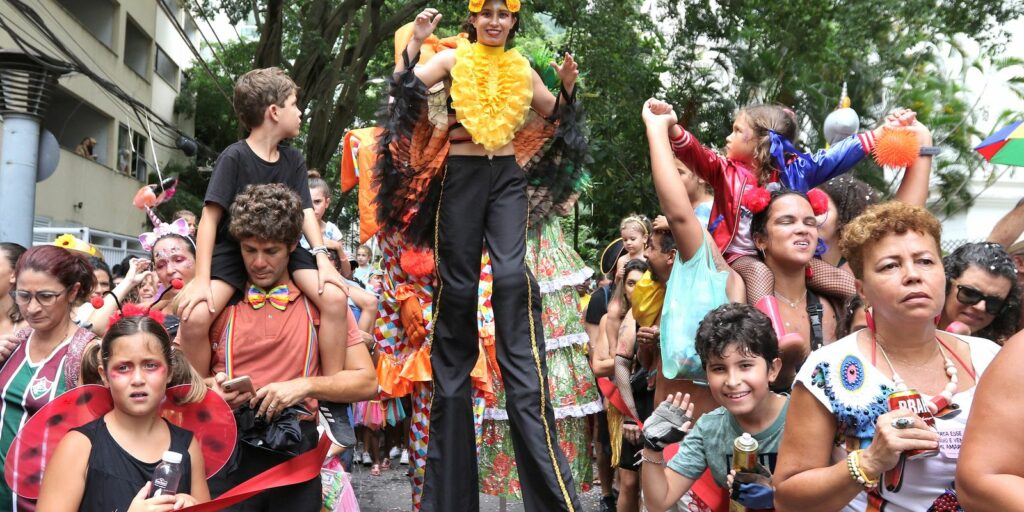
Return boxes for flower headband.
[469,0,520,13]
[139,217,192,252]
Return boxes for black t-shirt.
[205,140,314,244]
[585,285,612,325]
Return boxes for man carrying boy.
[177,67,351,397]
[207,184,377,511]
[640,303,788,512]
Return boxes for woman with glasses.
[939,242,1020,344]
[0,245,97,509]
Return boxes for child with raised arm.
[640,303,787,512]
[175,68,350,393]
[650,98,920,346]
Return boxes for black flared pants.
[421,155,581,512]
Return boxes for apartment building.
[0,0,198,260]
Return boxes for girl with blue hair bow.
[649,99,923,363]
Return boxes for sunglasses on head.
[955,284,1007,315]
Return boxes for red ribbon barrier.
[180,435,331,511]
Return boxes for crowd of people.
[1,0,1023,511]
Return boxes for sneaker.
[389,446,401,458]
[318,401,357,448]
[400,449,410,465]
[362,451,372,466]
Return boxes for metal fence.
[33,226,148,263]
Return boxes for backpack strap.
[806,289,824,352]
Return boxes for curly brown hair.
[228,184,304,245]
[839,201,942,280]
[233,67,298,130]
[740,105,798,185]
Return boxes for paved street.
[348,456,604,511]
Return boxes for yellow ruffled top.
[449,38,534,153]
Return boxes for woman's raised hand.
[412,8,442,42]
[859,409,940,477]
[551,53,579,90]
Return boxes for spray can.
[729,433,759,512]
[887,388,938,459]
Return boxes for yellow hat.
[53,234,100,258]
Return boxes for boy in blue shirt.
[640,303,788,511]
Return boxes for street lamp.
[0,50,69,246]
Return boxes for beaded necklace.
[872,332,976,415]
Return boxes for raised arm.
[987,198,1024,248]
[643,99,703,262]
[395,8,454,89]
[530,53,578,118]
[892,116,933,207]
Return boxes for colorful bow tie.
[246,285,289,311]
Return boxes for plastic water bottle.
[148,451,183,498]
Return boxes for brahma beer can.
[887,388,939,459]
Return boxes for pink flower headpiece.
[139,217,192,251]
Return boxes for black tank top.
[74,417,194,512]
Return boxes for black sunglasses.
[955,284,1007,315]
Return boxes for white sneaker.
[400,450,410,465]
[389,446,401,458]
[362,452,372,466]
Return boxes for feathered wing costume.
[344,20,588,509]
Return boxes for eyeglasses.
[14,287,70,307]
[955,284,1007,315]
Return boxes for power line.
[155,0,233,105]
[191,1,238,83]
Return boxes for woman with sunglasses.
[0,245,97,509]
[774,201,1001,511]
[939,242,1020,344]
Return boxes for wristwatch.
[919,146,941,156]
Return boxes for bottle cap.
[162,451,183,464]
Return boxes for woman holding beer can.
[773,201,1001,511]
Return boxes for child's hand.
[127,482,177,512]
[316,256,346,295]
[172,493,198,510]
[651,215,669,232]
[641,392,694,451]
[642,99,678,126]
[177,279,215,320]
[729,466,774,509]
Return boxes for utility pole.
[0,50,68,246]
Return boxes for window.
[155,46,179,88]
[124,19,151,79]
[56,0,115,49]
[42,88,112,166]
[117,125,148,181]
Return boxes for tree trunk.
[254,0,283,68]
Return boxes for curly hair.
[233,67,298,130]
[695,303,778,368]
[818,175,881,240]
[228,184,305,245]
[739,105,798,185]
[839,201,942,280]
[943,242,1021,343]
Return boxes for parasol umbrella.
[975,120,1024,167]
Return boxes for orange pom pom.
[400,248,435,277]
[873,128,920,169]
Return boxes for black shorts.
[618,431,642,472]
[211,239,317,293]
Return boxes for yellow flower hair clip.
[53,233,99,257]
[468,0,520,12]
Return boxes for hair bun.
[308,169,321,179]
